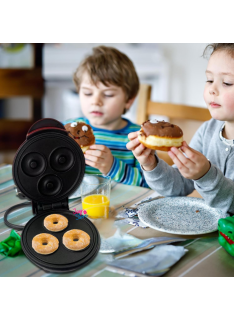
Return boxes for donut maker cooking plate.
[4,118,100,273]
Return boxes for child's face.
[79,73,133,129]
[204,50,234,122]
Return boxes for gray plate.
[69,174,100,199]
[138,197,228,235]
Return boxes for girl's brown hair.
[73,46,140,101]
[203,43,234,59]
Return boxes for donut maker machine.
[4,118,100,273]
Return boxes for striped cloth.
[63,117,148,188]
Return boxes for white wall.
[158,43,208,107]
[3,43,209,121]
[0,43,210,164]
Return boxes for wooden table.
[1,164,234,277]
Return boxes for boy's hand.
[84,145,114,175]
[168,141,210,180]
[126,131,157,171]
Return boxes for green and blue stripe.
[63,117,148,187]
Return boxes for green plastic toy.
[218,216,234,256]
[0,230,23,257]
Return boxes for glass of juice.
[81,175,111,219]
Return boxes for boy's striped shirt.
[63,117,148,187]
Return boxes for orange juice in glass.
[81,175,111,219]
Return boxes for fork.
[123,196,164,210]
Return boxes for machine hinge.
[33,199,69,214]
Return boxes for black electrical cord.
[4,202,32,231]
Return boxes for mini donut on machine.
[4,118,100,273]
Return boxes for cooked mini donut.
[63,229,90,251]
[44,214,68,232]
[32,233,59,255]
[65,121,95,153]
[138,119,183,151]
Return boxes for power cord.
[4,202,32,231]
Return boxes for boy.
[64,45,148,187]
[127,43,234,214]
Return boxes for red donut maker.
[4,118,100,273]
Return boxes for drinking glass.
[81,175,111,219]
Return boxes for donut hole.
[53,220,58,224]
[73,238,79,242]
[41,237,48,245]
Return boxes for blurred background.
[0,43,208,164]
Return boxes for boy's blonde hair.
[203,43,234,59]
[73,46,140,102]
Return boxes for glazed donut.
[44,214,68,232]
[32,233,59,255]
[138,119,183,151]
[63,229,90,251]
[65,121,95,153]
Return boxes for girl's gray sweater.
[142,118,234,214]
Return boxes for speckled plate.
[138,197,227,235]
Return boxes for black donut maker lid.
[4,118,100,273]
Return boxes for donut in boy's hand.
[138,119,183,152]
[65,121,95,153]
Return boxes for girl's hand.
[84,145,114,175]
[126,131,157,171]
[168,141,210,180]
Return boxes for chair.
[136,84,211,165]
